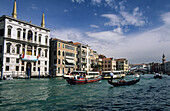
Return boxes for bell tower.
[12,0,17,18]
[162,54,166,64]
[41,13,45,28]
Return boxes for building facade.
[164,61,170,74]
[89,49,99,71]
[0,1,50,78]
[50,38,77,76]
[74,43,90,71]
[102,58,116,71]
[115,58,129,72]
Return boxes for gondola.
[66,76,102,85]
[108,78,140,87]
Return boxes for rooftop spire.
[12,0,17,18]
[41,13,45,28]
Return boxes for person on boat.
[110,72,114,81]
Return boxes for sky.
[0,0,170,64]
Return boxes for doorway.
[26,62,32,77]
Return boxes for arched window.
[38,34,42,43]
[22,44,25,54]
[17,28,21,39]
[62,51,65,56]
[7,25,12,37]
[16,44,21,54]
[27,45,32,55]
[45,49,48,57]
[38,48,41,57]
[6,42,12,53]
[58,59,60,64]
[27,30,33,41]
[58,50,60,56]
[45,36,48,45]
[34,46,37,56]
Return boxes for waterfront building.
[164,61,170,75]
[102,58,116,71]
[0,1,50,78]
[89,49,99,71]
[74,42,90,71]
[115,58,129,72]
[150,63,161,73]
[50,38,77,76]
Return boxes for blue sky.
[1,0,170,64]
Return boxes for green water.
[0,74,170,111]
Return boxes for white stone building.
[0,1,50,78]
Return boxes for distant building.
[150,63,161,73]
[115,58,129,72]
[89,49,98,71]
[74,43,90,71]
[0,1,50,78]
[130,63,150,73]
[50,38,77,76]
[102,58,116,71]
[164,61,170,75]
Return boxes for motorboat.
[154,73,162,79]
[133,73,140,78]
[63,71,86,79]
[3,75,13,80]
[66,75,102,85]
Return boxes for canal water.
[0,74,170,111]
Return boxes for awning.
[66,59,75,64]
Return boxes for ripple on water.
[0,75,170,111]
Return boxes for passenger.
[110,72,114,81]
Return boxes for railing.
[0,71,49,78]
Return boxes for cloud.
[50,11,170,64]
[90,24,99,28]
[161,12,170,24]
[72,0,85,3]
[50,29,85,43]
[86,12,170,63]
[29,4,38,10]
[102,7,146,27]
[64,9,68,13]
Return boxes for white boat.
[134,73,140,78]
[101,71,126,79]
[4,75,13,80]
[63,71,86,79]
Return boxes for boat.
[66,71,101,85]
[3,75,13,80]
[133,73,140,78]
[66,75,102,85]
[108,78,140,87]
[101,71,126,79]
[63,71,86,79]
[154,73,162,79]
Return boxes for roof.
[1,15,50,31]
[73,42,81,45]
[103,58,113,60]
[115,58,127,61]
[51,38,77,46]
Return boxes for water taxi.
[63,71,86,79]
[66,71,101,85]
